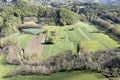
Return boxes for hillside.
[49,0,120,3]
[2,0,120,3]
[0,0,120,80]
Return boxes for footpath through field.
[25,33,46,55]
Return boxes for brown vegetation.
[6,49,120,79]
[6,45,21,64]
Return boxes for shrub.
[0,39,4,48]
[7,49,120,78]
[59,8,79,25]
[6,45,21,64]
[102,57,120,78]
[45,37,54,44]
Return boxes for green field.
[1,33,21,41]
[0,21,120,80]
[42,22,120,59]
[21,28,43,35]
[6,71,106,80]
[66,22,119,51]
[17,34,32,48]
[42,26,76,59]
[1,33,32,48]
[0,52,17,80]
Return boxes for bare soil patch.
[24,33,46,55]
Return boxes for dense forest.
[0,0,79,36]
[51,2,120,37]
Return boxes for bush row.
[7,49,120,79]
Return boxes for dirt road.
[25,33,46,55]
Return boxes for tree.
[112,24,120,36]
[102,57,120,78]
[0,39,4,48]
[0,16,3,26]
[46,37,54,44]
[59,8,79,25]
[1,16,21,36]
[77,42,80,54]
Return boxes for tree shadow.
[41,42,53,45]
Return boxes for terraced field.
[43,22,120,59]
[66,22,119,51]
[42,26,76,59]
[1,33,32,48]
[2,22,119,59]
[0,21,120,80]
[17,34,32,48]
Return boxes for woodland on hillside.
[0,0,120,80]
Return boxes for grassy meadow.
[0,52,17,80]
[1,33,32,48]
[17,34,32,48]
[42,21,120,59]
[6,71,106,80]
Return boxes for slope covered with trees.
[0,0,79,36]
[52,2,120,37]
